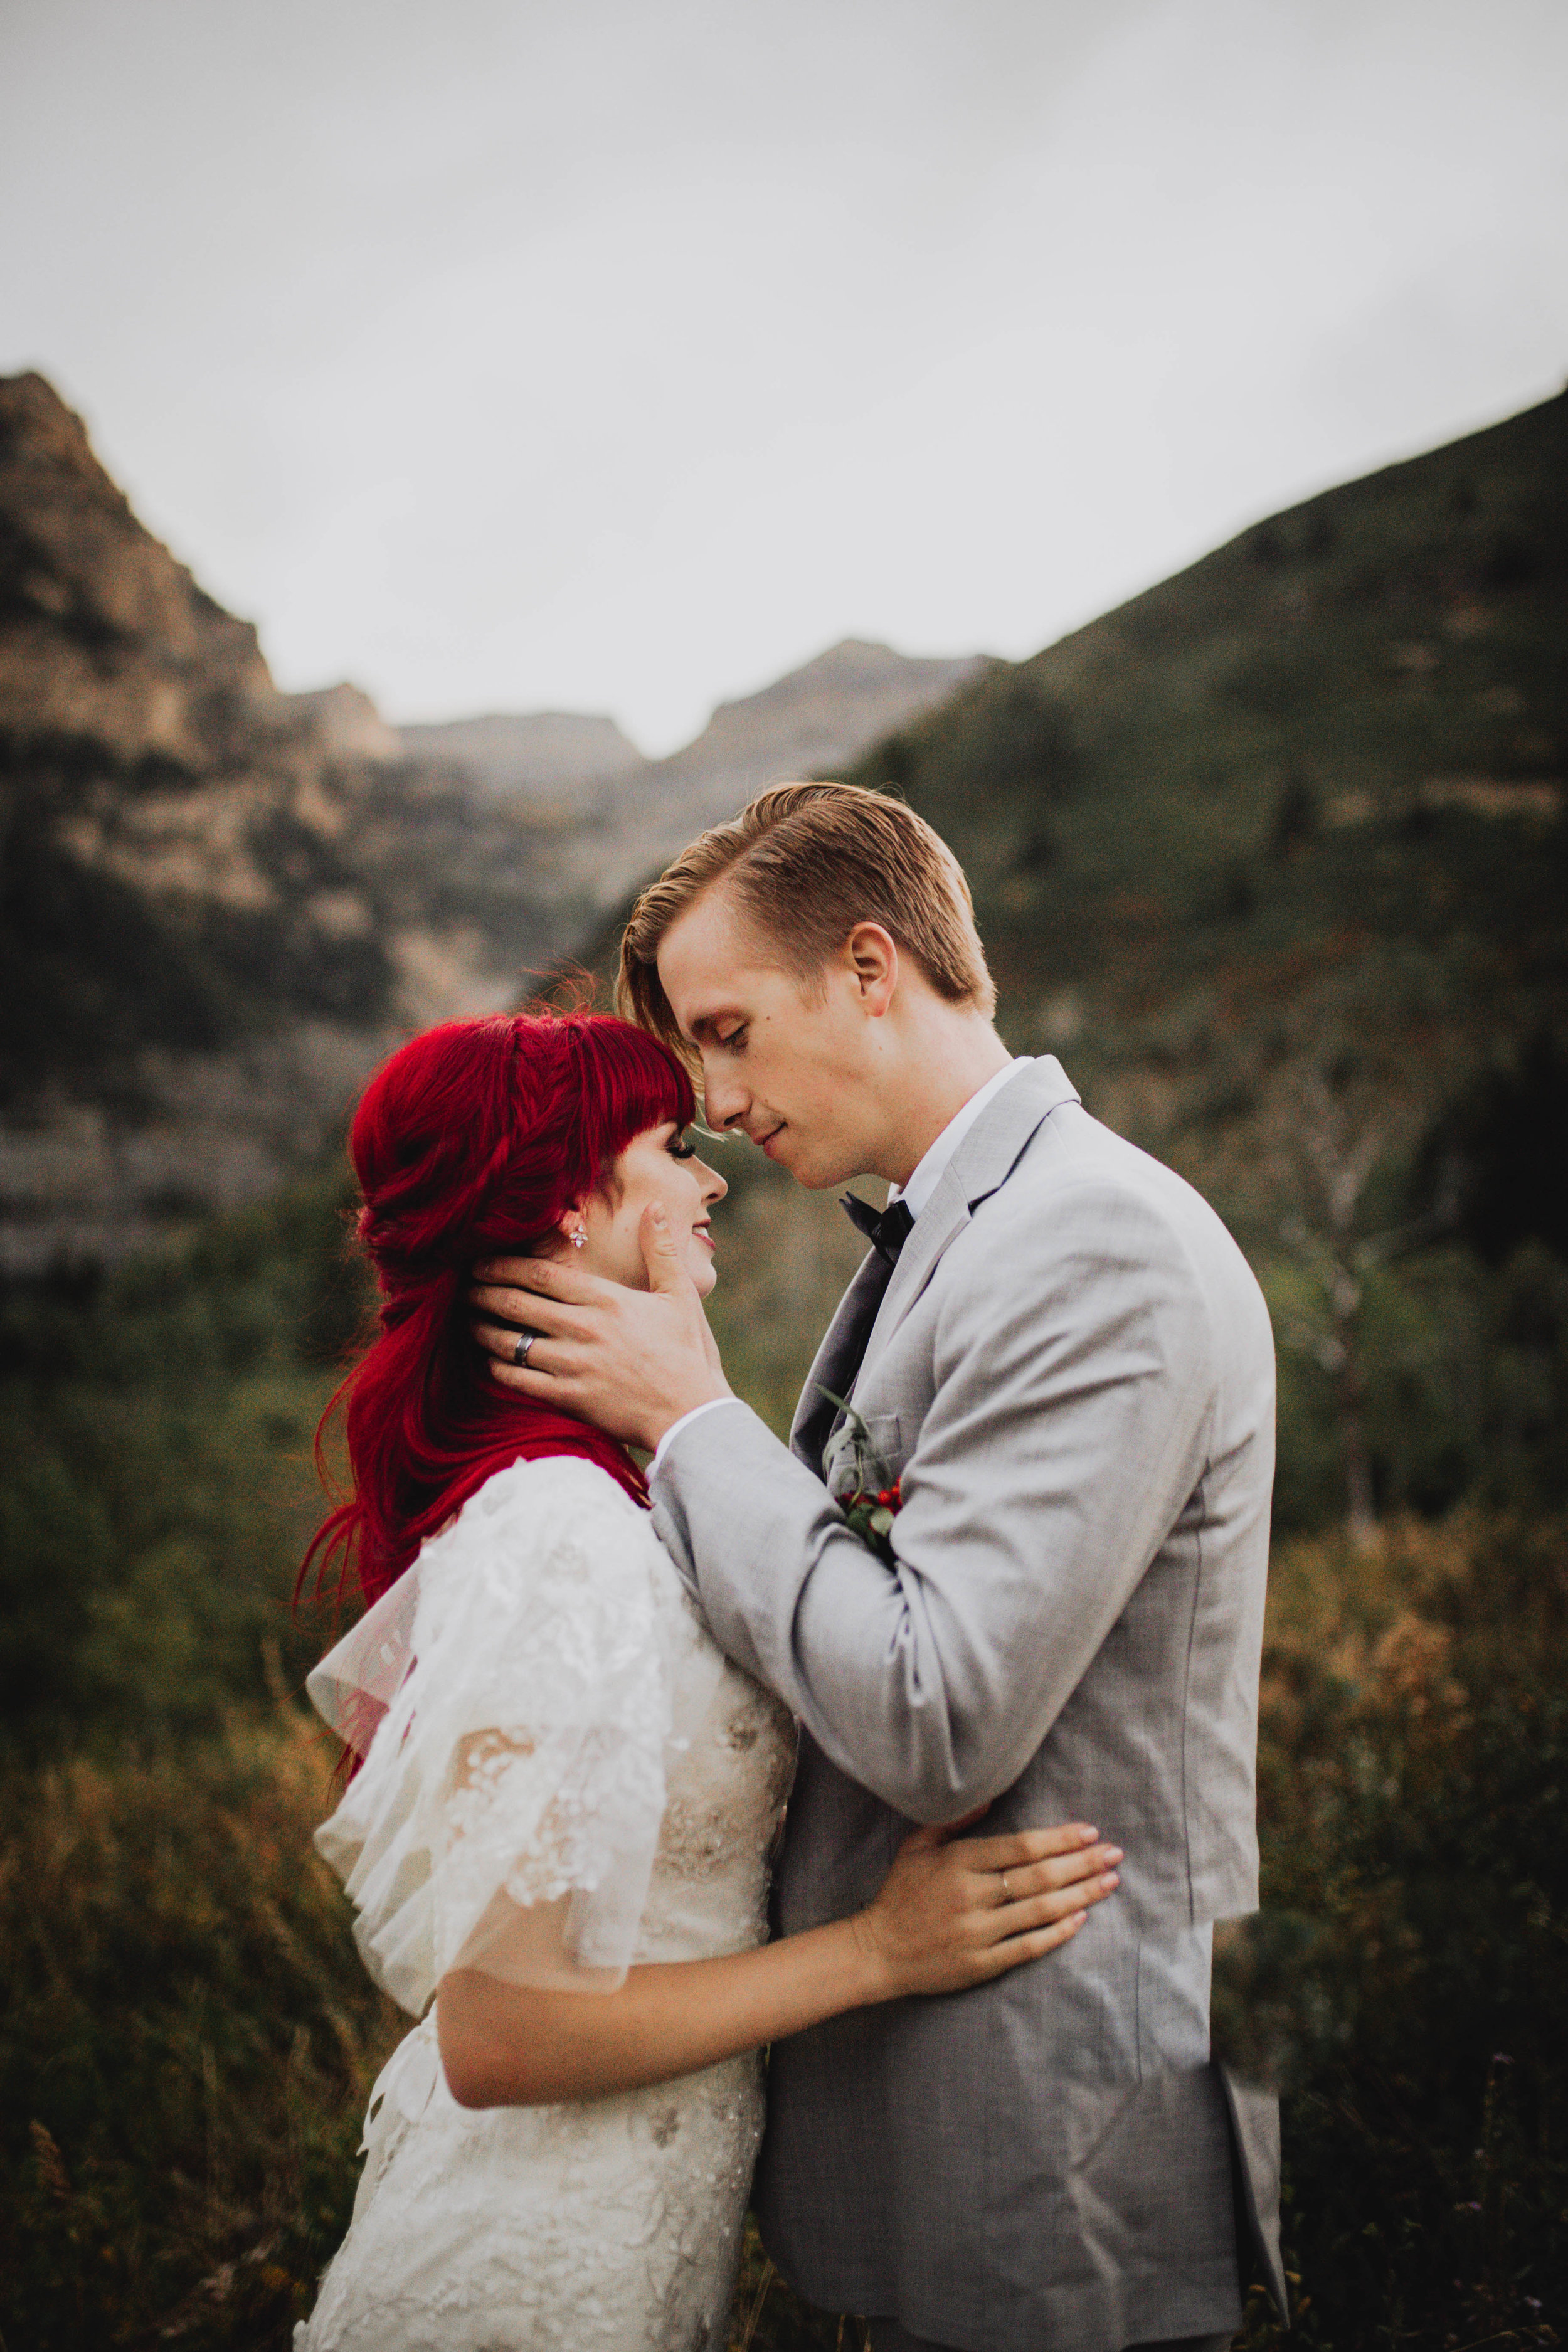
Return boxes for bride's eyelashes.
[666,1130,697,1161]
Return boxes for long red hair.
[302,1009,696,1611]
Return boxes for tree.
[1273,1066,1457,1549]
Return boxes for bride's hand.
[851,1817,1121,2000]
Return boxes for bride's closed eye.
[666,1130,697,1161]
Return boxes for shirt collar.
[887,1057,1032,1223]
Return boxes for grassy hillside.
[849,388,1566,1221]
[853,393,1568,1533]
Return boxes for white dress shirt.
[884,1055,1029,1220]
[650,1057,1031,1478]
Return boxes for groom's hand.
[469,1204,733,1451]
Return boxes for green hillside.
[854,388,1565,1152]
[850,393,1568,1529]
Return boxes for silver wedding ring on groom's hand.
[512,1328,541,1369]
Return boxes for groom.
[472,781,1286,2352]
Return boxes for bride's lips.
[692,1221,714,1251]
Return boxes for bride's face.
[572,1122,728,1297]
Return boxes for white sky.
[3,0,1565,753]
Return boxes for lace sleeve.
[308,1457,672,2013]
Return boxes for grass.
[1226,1513,1568,2347]
[1,1147,1565,2345]
[0,1166,364,1763]
[0,1712,401,2350]
[3,1483,1562,2345]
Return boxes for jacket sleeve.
[651,1174,1218,1821]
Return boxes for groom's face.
[656,879,889,1188]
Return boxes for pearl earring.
[570,1227,586,1249]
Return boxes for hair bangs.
[578,1015,698,1169]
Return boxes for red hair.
[302,1010,696,1612]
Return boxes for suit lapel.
[790,1246,893,1467]
[857,1057,1079,1379]
[790,1057,1082,1458]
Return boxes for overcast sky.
[3,0,1565,753]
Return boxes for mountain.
[0,374,581,1271]
[551,638,993,913]
[401,642,995,911]
[634,635,992,822]
[0,371,990,1271]
[15,341,1562,1534]
[287,682,403,762]
[398,710,644,804]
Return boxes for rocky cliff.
[0,373,990,1269]
[0,374,576,1269]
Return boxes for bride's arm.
[437,1819,1120,2107]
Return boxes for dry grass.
[0,1708,403,2349]
[4,1516,1564,2348]
[0,1692,844,2350]
[1223,1513,1568,2346]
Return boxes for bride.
[294,1009,1123,2352]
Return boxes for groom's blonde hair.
[616,781,995,1054]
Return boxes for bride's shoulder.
[447,1450,647,1532]
[415,1454,664,1626]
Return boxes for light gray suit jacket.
[652,1059,1286,2351]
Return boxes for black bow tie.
[840,1193,915,1267]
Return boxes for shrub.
[0,1167,367,1760]
[1221,1515,1568,2346]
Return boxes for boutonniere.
[817,1387,902,1566]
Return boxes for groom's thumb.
[640,1202,689,1295]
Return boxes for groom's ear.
[845,922,899,1016]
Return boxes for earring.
[570,1227,586,1249]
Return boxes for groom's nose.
[700,1060,749,1131]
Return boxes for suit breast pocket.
[824,1412,903,1502]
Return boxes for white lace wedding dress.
[295,1454,796,2352]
